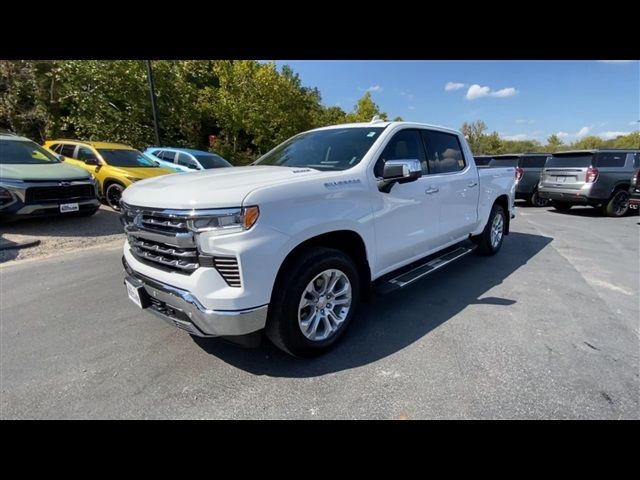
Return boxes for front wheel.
[602,190,629,217]
[265,247,360,357]
[105,183,124,211]
[472,203,506,256]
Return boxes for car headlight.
[187,206,259,235]
[125,176,142,182]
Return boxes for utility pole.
[145,60,161,146]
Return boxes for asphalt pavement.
[1,204,638,419]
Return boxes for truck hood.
[122,165,322,209]
[0,162,91,181]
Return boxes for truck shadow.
[192,231,553,377]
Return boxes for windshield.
[0,139,61,164]
[98,149,158,168]
[194,154,232,169]
[254,127,386,171]
[546,154,593,168]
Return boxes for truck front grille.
[128,236,199,273]
[25,184,95,203]
[121,203,242,287]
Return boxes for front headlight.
[125,176,142,183]
[187,206,260,235]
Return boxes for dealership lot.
[0,204,638,419]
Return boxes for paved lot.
[1,204,638,419]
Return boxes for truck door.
[371,129,441,274]
[420,129,479,243]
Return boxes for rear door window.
[177,153,199,169]
[160,150,176,162]
[422,130,466,174]
[59,144,76,158]
[593,152,627,168]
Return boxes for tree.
[345,92,388,123]
[546,134,563,151]
[461,120,487,154]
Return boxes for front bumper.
[0,198,100,220]
[122,256,268,337]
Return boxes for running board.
[374,244,476,294]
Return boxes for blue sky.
[274,60,639,142]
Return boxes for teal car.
[143,147,232,172]
[1,132,100,220]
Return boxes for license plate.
[555,176,566,183]
[126,279,143,308]
[60,203,79,213]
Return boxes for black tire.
[529,190,550,207]
[472,203,506,256]
[552,201,573,212]
[602,190,629,217]
[105,183,124,211]
[265,247,361,357]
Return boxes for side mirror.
[56,154,65,162]
[383,159,422,182]
[84,157,100,166]
[187,164,198,170]
[379,159,422,193]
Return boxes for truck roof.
[311,121,462,136]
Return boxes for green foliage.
[461,120,487,153]
[546,134,563,149]
[345,92,388,123]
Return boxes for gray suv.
[488,153,550,206]
[539,150,640,217]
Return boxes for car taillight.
[585,166,599,183]
[632,170,639,186]
[515,166,524,183]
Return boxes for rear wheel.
[529,190,549,207]
[105,183,124,211]
[552,201,573,212]
[472,203,505,256]
[602,190,629,217]
[265,247,360,357]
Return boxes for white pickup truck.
[121,121,516,356]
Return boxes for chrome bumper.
[123,257,268,337]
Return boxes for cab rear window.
[546,155,593,168]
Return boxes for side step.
[374,243,476,295]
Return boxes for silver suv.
[538,150,640,217]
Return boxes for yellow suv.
[43,140,174,210]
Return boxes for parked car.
[144,147,232,172]
[629,168,640,211]
[487,153,551,206]
[1,133,100,220]
[473,155,494,166]
[43,140,174,211]
[120,120,517,357]
[538,150,640,217]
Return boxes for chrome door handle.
[467,181,478,187]
[425,187,439,194]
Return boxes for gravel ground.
[0,205,124,264]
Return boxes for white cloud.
[465,84,518,100]
[556,132,570,138]
[516,119,536,124]
[598,60,635,63]
[630,120,640,126]
[367,85,383,93]
[408,105,415,110]
[576,126,591,138]
[445,82,466,91]
[598,131,631,140]
[492,87,518,98]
